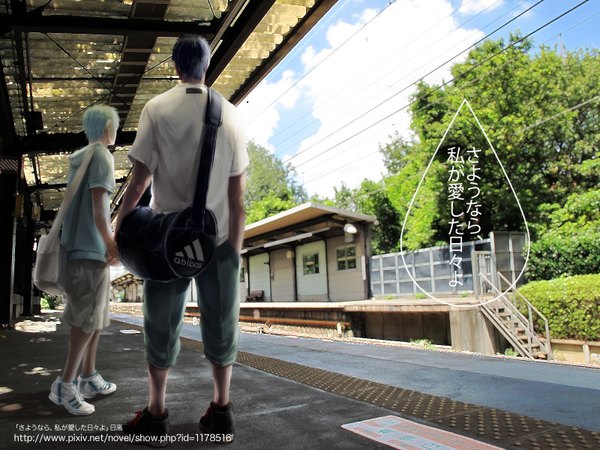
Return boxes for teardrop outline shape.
[400,98,531,308]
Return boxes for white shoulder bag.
[33,147,96,296]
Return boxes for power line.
[286,0,588,173]
[296,33,532,177]
[268,0,511,151]
[522,94,600,132]
[284,0,546,167]
[298,5,597,191]
[300,56,514,184]
[247,0,398,125]
[305,90,600,194]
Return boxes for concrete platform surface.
[1,314,393,449]
[113,312,600,434]
[1,312,600,450]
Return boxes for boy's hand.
[106,239,120,266]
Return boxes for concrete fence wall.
[370,231,527,297]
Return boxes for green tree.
[384,137,446,250]
[245,141,307,223]
[332,180,403,255]
[397,35,599,247]
[332,37,599,255]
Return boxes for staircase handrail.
[496,272,552,359]
[480,274,534,352]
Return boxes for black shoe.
[123,407,170,447]
[199,402,235,443]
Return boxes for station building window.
[337,245,357,271]
[303,253,319,275]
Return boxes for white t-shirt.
[128,83,248,244]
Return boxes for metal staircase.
[479,272,552,360]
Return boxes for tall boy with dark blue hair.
[116,35,248,445]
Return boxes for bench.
[245,290,265,302]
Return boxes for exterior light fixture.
[343,223,357,234]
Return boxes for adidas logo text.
[173,257,202,269]
[173,238,204,269]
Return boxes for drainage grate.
[178,335,599,449]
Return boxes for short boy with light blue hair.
[49,104,120,416]
[82,105,120,142]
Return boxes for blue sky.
[237,0,599,198]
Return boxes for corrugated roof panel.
[24,146,131,190]
[36,153,70,185]
[25,33,123,133]
[32,147,130,210]
[33,81,111,133]
[28,33,123,79]
[165,0,227,22]
[27,0,131,18]
[0,34,27,135]
[121,36,178,129]
[137,36,177,79]
[213,0,312,99]
[112,147,132,180]
[1,0,332,213]
[42,188,66,211]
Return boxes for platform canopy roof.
[0,0,336,220]
[242,202,376,255]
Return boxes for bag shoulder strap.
[47,146,97,239]
[190,87,223,228]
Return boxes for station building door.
[249,253,271,301]
[296,241,327,301]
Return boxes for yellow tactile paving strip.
[131,325,600,450]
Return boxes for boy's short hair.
[83,105,119,142]
[172,35,211,80]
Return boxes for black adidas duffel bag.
[117,88,222,281]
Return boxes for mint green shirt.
[61,143,115,262]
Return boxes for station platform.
[1,311,599,449]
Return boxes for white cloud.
[237,69,300,152]
[459,0,504,15]
[287,0,484,197]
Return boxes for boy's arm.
[228,172,246,255]
[114,161,152,236]
[91,187,119,266]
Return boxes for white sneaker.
[77,372,117,399]
[49,377,95,416]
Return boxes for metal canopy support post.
[13,178,35,316]
[0,58,19,326]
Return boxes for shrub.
[527,189,600,281]
[519,274,600,341]
[40,295,59,310]
[527,231,600,280]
